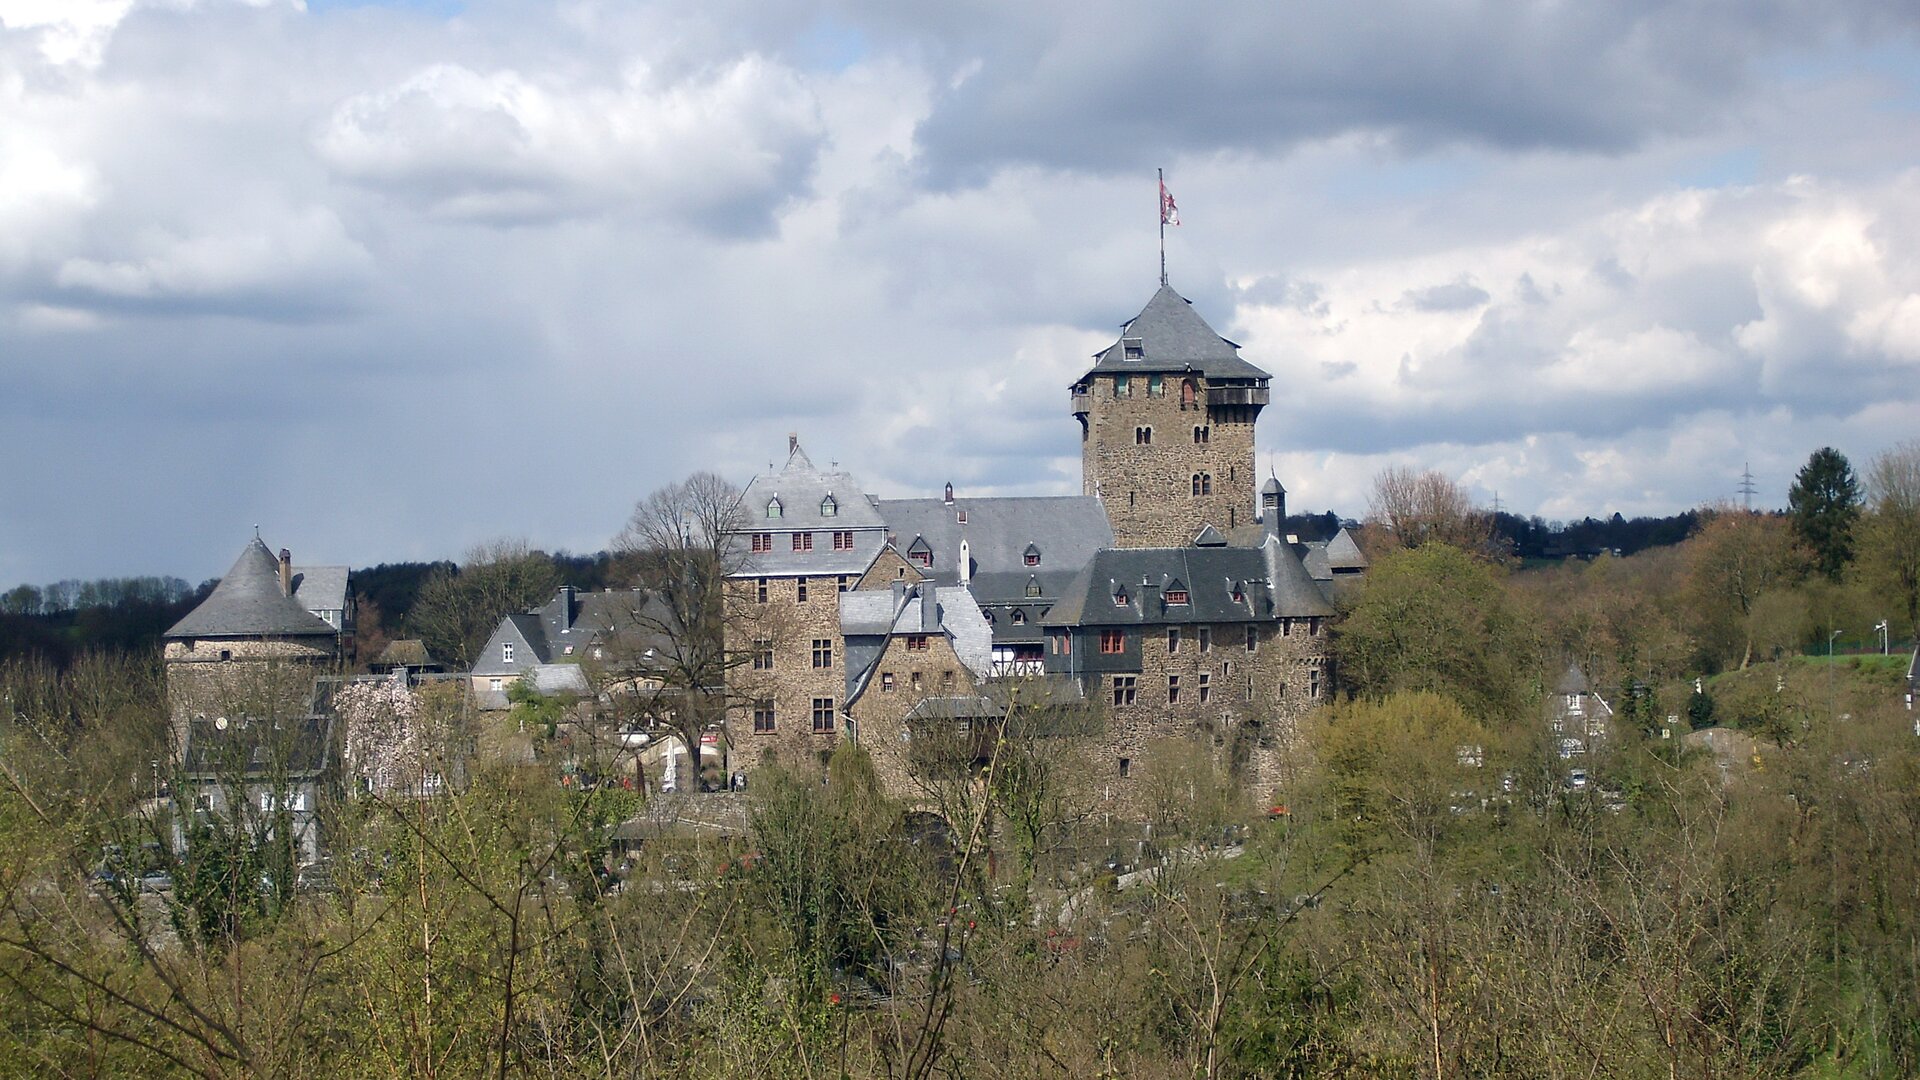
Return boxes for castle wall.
[1079,373,1258,547]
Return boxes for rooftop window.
[820,495,837,517]
[1122,337,1144,360]
[766,497,783,519]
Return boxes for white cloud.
[315,55,824,231]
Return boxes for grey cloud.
[887,0,1920,183]
[1400,280,1490,312]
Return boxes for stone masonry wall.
[164,637,338,755]
[846,632,979,807]
[1080,373,1258,547]
[1089,619,1329,811]
[725,573,864,776]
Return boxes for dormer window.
[1122,337,1144,360]
[766,497,783,519]
[1114,588,1129,607]
[1165,588,1189,605]
[1025,576,1043,598]
[820,494,837,517]
[1011,609,1026,625]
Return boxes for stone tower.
[162,538,342,754]
[1072,285,1270,547]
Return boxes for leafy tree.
[1788,446,1861,580]
[1334,544,1534,723]
[1860,439,1920,637]
[1683,509,1807,669]
[1686,686,1716,730]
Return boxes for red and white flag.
[1160,180,1181,226]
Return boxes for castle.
[723,283,1363,803]
[162,283,1363,812]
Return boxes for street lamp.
[1830,629,1843,727]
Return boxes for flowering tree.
[336,678,422,795]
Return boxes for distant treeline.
[0,552,619,667]
[1492,509,1703,560]
[1282,508,1704,558]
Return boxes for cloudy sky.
[4,0,1919,585]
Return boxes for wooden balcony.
[1207,385,1270,408]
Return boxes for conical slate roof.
[166,539,338,639]
[1081,284,1271,380]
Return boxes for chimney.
[891,578,907,613]
[959,538,972,585]
[919,583,940,633]
[558,585,576,630]
[943,482,954,506]
[788,432,799,455]
[278,548,293,596]
[1138,574,1160,614]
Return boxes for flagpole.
[1158,168,1167,286]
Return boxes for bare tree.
[1366,466,1496,556]
[606,473,749,787]
[408,539,561,669]
[1862,439,1920,636]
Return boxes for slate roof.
[290,566,350,615]
[374,639,437,669]
[1555,662,1591,696]
[731,439,888,577]
[1324,528,1368,571]
[1078,284,1271,382]
[840,584,994,705]
[1043,536,1335,628]
[166,539,339,639]
[472,587,680,677]
[874,495,1114,604]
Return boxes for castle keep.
[1073,284,1271,547]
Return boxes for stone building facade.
[1041,529,1336,803]
[838,581,994,800]
[725,438,891,770]
[1073,285,1271,548]
[163,538,347,754]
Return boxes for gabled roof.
[1043,539,1335,628]
[1078,284,1271,382]
[166,539,338,639]
[874,495,1114,605]
[840,584,993,705]
[290,566,350,613]
[471,587,680,676]
[1556,662,1591,695]
[731,441,887,577]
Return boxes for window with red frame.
[832,530,853,550]
[792,532,813,552]
[750,533,772,552]
[1099,630,1125,654]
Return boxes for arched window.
[1191,473,1212,496]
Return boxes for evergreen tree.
[1788,446,1861,580]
